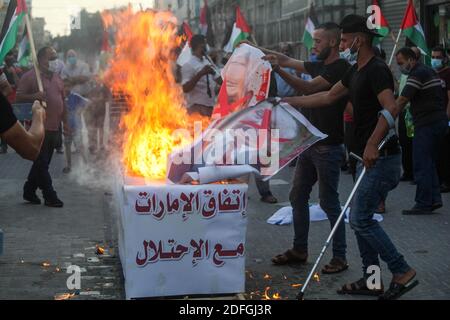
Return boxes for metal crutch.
[296,132,394,300]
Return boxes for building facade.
[155,0,449,62]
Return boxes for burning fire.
[262,287,282,300]
[104,8,206,179]
[313,273,320,282]
[54,293,76,300]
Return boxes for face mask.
[68,56,77,66]
[340,38,358,64]
[431,58,443,70]
[48,60,59,73]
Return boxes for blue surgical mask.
[340,38,358,65]
[431,58,443,70]
[68,56,77,66]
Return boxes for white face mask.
[340,38,359,65]
[48,60,59,73]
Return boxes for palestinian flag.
[223,6,251,53]
[17,29,30,67]
[199,0,215,47]
[0,0,28,65]
[302,3,318,51]
[176,22,194,67]
[371,0,390,45]
[401,0,429,55]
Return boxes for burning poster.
[167,98,327,184]
[212,44,272,117]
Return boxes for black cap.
[339,14,383,37]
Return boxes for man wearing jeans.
[16,47,68,208]
[395,47,448,215]
[283,15,417,300]
[263,23,350,273]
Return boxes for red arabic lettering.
[202,190,217,218]
[212,243,245,266]
[135,192,151,213]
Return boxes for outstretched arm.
[281,80,349,109]
[1,101,45,161]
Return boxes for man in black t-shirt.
[255,23,350,274]
[283,14,418,300]
[396,47,448,214]
[0,94,45,161]
[431,46,450,193]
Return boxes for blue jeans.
[289,144,346,259]
[351,153,410,276]
[413,120,448,209]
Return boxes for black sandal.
[271,249,307,265]
[378,276,419,300]
[337,278,384,296]
[322,257,349,274]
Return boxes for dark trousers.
[412,120,448,209]
[289,144,346,259]
[437,129,450,185]
[0,138,7,151]
[398,110,414,179]
[24,130,60,199]
[255,176,271,197]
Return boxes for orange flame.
[262,287,282,300]
[313,273,320,282]
[104,8,206,179]
[54,293,75,300]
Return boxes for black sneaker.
[440,184,450,194]
[402,207,434,215]
[23,191,41,205]
[44,197,64,208]
[432,203,443,211]
[260,194,278,204]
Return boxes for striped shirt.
[401,62,447,128]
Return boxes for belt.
[379,147,401,157]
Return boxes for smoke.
[64,102,122,192]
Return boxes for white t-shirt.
[62,61,91,96]
[181,55,216,108]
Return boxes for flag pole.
[24,14,46,108]
[388,28,402,67]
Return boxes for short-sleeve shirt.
[302,58,350,145]
[181,55,216,108]
[400,62,446,127]
[0,92,17,134]
[341,56,399,155]
[17,69,65,132]
[62,61,92,96]
[437,67,450,110]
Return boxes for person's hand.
[280,96,294,105]
[199,65,215,76]
[32,100,46,122]
[262,54,280,68]
[363,142,379,169]
[33,91,46,101]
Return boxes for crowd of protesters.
[177,14,449,300]
[1,9,449,300]
[0,46,111,208]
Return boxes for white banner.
[115,175,249,299]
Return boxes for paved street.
[0,149,449,300]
